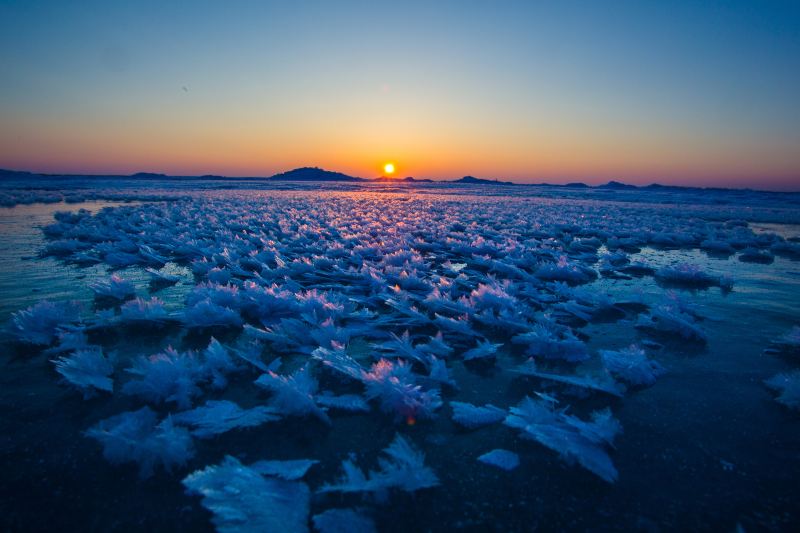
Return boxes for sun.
[383,162,396,175]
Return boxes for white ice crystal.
[119,297,170,323]
[461,339,503,361]
[90,274,135,301]
[362,359,442,423]
[655,263,730,289]
[172,400,280,438]
[249,459,319,480]
[184,299,243,329]
[450,400,506,429]
[600,345,665,387]
[11,300,81,345]
[86,407,195,478]
[123,347,204,409]
[511,322,589,362]
[513,358,624,397]
[765,371,800,411]
[183,455,310,533]
[505,396,621,483]
[254,364,331,425]
[52,348,114,396]
[477,449,520,471]
[320,434,439,493]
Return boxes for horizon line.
[1,165,798,194]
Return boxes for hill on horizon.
[454,175,515,186]
[268,167,366,182]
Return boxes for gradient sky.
[1,1,799,189]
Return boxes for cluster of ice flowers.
[6,186,798,531]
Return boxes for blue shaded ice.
[312,508,376,533]
[202,337,239,390]
[362,359,442,423]
[90,274,135,301]
[11,300,81,345]
[478,449,520,471]
[600,345,665,387]
[450,401,506,429]
[512,358,624,397]
[462,339,503,361]
[505,396,621,483]
[123,347,204,410]
[635,294,707,342]
[765,326,800,356]
[183,455,310,533]
[316,393,370,412]
[86,407,194,478]
[172,400,280,438]
[511,321,589,362]
[765,371,800,411]
[184,299,243,329]
[655,262,733,290]
[249,459,319,480]
[52,347,114,396]
[255,364,331,425]
[119,297,170,323]
[320,434,439,494]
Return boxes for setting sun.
[383,162,396,175]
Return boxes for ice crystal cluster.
[5,181,799,531]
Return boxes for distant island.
[597,180,638,190]
[269,167,365,182]
[453,175,514,186]
[269,167,512,185]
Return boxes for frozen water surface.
[1,179,799,531]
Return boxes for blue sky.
[1,0,798,188]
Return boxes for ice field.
[1,178,799,531]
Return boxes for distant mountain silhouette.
[269,167,365,182]
[130,172,168,179]
[0,168,38,179]
[598,180,638,190]
[453,175,514,185]
[2,166,794,193]
[643,183,686,191]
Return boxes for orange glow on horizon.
[1,113,798,190]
